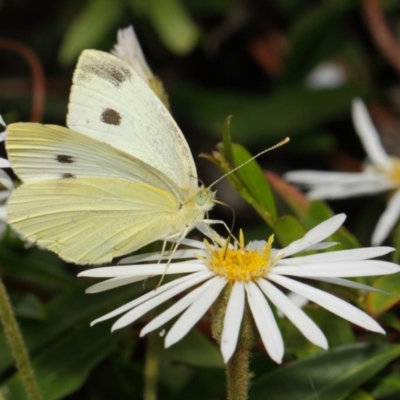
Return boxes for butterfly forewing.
[67,49,197,187]
[6,123,184,198]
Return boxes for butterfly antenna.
[211,199,239,245]
[209,137,290,189]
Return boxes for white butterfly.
[6,49,215,265]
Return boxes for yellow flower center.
[204,231,275,282]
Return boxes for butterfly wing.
[8,177,180,264]
[67,49,197,187]
[6,122,184,198]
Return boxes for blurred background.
[0,0,400,399]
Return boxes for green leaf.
[136,0,200,54]
[274,215,306,247]
[59,0,123,65]
[0,243,75,293]
[4,324,122,400]
[174,83,364,145]
[164,327,223,368]
[371,371,400,398]
[0,282,144,373]
[346,389,374,400]
[230,144,278,221]
[391,220,400,263]
[366,273,400,316]
[250,343,400,400]
[306,201,359,250]
[12,294,46,320]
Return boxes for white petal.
[169,236,207,249]
[111,271,214,331]
[302,242,338,251]
[0,159,10,169]
[284,170,382,185]
[272,260,400,277]
[0,170,13,191]
[352,99,391,169]
[372,189,400,245]
[307,276,394,295]
[0,191,11,202]
[276,214,346,258]
[165,277,227,348]
[220,282,245,363]
[119,248,205,264]
[307,180,393,199]
[258,279,327,349]
[0,115,6,128]
[0,206,8,222]
[111,25,153,82]
[90,271,212,326]
[141,276,222,337]
[79,261,206,278]
[305,62,346,89]
[269,273,385,334]
[286,292,309,309]
[277,246,394,265]
[245,281,284,364]
[86,275,148,293]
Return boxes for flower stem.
[0,277,42,400]
[226,343,251,400]
[143,332,161,400]
[212,286,256,400]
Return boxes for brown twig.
[362,0,400,75]
[0,38,45,122]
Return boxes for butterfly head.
[195,186,215,212]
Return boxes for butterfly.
[6,49,215,265]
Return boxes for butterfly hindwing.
[67,49,197,187]
[8,177,179,264]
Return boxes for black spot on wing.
[56,155,74,163]
[101,108,121,126]
[61,173,76,179]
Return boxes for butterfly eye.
[195,192,208,206]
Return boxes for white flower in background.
[111,25,154,85]
[79,214,399,364]
[285,99,400,245]
[111,26,169,107]
[305,61,347,89]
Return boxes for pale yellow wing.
[8,177,180,265]
[6,122,183,199]
[67,49,197,187]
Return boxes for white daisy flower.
[285,99,400,245]
[305,61,347,89]
[111,26,168,107]
[79,214,399,364]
